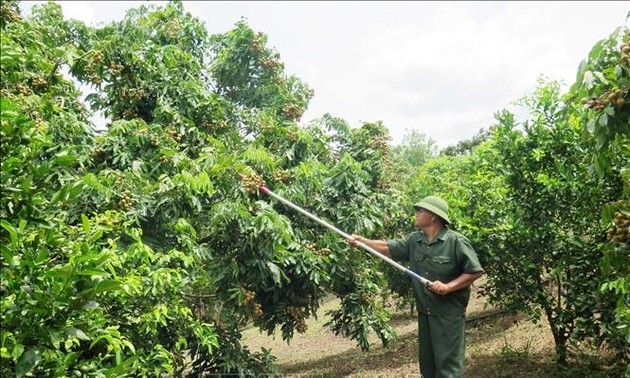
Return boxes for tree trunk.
[553,331,568,365]
[544,305,568,365]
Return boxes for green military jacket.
[388,227,484,316]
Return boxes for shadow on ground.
[278,311,535,377]
[279,330,418,376]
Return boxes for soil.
[241,283,621,377]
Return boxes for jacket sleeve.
[455,234,484,273]
[387,233,414,262]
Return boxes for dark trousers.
[418,312,466,378]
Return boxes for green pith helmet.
[413,196,450,224]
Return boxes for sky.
[19,1,630,148]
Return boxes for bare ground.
[241,284,621,377]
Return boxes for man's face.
[414,208,433,229]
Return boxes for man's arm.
[429,271,484,295]
[348,235,391,257]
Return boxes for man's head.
[413,196,450,226]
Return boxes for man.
[349,195,484,378]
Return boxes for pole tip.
[261,186,270,195]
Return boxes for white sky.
[20,1,630,148]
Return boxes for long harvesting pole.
[259,186,432,286]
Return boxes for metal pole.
[260,186,432,286]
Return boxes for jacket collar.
[419,226,449,244]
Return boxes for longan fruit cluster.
[165,126,182,142]
[119,190,133,211]
[122,108,135,118]
[129,88,145,101]
[251,37,264,54]
[273,75,287,86]
[607,210,629,244]
[295,319,307,333]
[150,135,160,146]
[87,73,102,85]
[252,303,263,317]
[358,293,371,305]
[92,50,104,64]
[33,118,47,131]
[272,169,291,184]
[620,37,630,65]
[163,20,183,39]
[31,76,47,90]
[159,155,169,164]
[260,57,280,71]
[371,135,391,156]
[284,303,309,333]
[115,175,125,187]
[241,173,265,193]
[1,89,12,100]
[607,88,626,109]
[92,146,105,158]
[88,73,103,85]
[281,103,303,120]
[305,243,331,256]
[285,305,303,319]
[583,88,625,111]
[15,83,31,96]
[242,289,256,305]
[1,2,21,23]
[202,120,229,132]
[286,130,298,142]
[110,62,124,76]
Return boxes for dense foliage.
[1,1,628,377]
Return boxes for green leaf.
[593,71,608,85]
[34,249,49,264]
[588,40,604,61]
[69,180,85,199]
[598,113,608,127]
[81,214,90,234]
[87,229,103,244]
[63,352,79,367]
[49,330,64,348]
[583,71,594,90]
[64,327,90,341]
[54,153,77,166]
[48,188,65,206]
[82,301,100,310]
[94,279,122,294]
[0,220,19,248]
[16,348,41,378]
[593,153,609,177]
[595,128,608,151]
[615,64,623,78]
[76,269,108,276]
[266,261,282,284]
[12,343,24,362]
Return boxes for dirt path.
[241,284,576,377]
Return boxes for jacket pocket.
[431,255,451,264]
[431,255,454,276]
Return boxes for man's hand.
[428,280,451,295]
[347,234,364,248]
[429,272,484,295]
[347,235,392,257]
